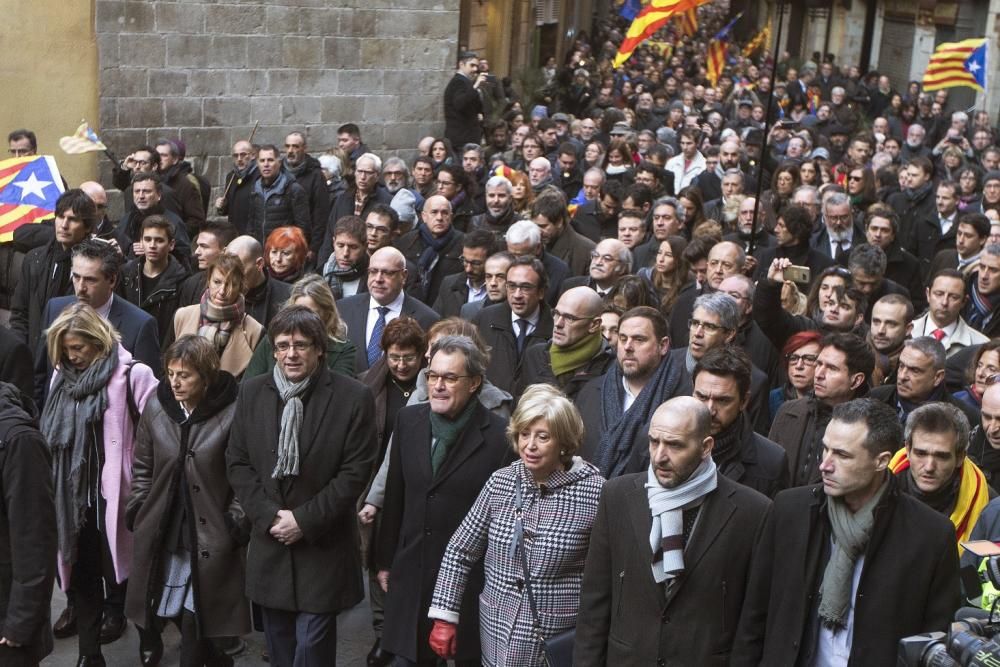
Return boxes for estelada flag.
[59,122,107,155]
[706,13,743,86]
[613,0,711,69]
[922,38,988,92]
[0,156,66,242]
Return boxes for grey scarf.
[819,479,889,628]
[40,347,119,563]
[271,365,312,479]
[646,458,718,583]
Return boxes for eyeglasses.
[507,282,539,293]
[848,175,863,181]
[388,354,419,364]
[785,353,818,366]
[552,309,591,323]
[424,370,473,386]
[366,223,391,235]
[368,268,403,278]
[688,318,728,334]
[461,258,485,267]
[275,341,314,353]
[826,213,853,223]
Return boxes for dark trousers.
[178,611,231,667]
[260,607,337,667]
[71,508,116,658]
[0,645,40,667]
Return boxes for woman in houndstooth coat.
[427,384,605,666]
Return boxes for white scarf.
[646,458,718,583]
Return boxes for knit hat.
[531,105,549,120]
[391,188,420,226]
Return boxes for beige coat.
[172,305,263,378]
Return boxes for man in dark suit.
[504,219,570,305]
[337,247,438,373]
[443,51,485,151]
[376,334,509,667]
[575,397,772,665]
[904,181,961,267]
[432,229,497,318]
[458,252,514,321]
[227,306,377,665]
[473,257,554,397]
[393,195,465,306]
[810,192,866,264]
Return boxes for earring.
[560,450,566,456]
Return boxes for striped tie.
[367,307,389,367]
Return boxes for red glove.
[429,619,458,659]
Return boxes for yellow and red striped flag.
[678,7,698,37]
[705,12,742,86]
[0,156,66,242]
[613,0,710,69]
[922,38,988,92]
[742,19,772,57]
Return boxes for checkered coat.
[429,457,605,666]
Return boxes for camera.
[898,612,1000,666]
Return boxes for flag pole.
[220,120,259,202]
[748,0,786,257]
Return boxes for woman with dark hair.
[955,340,1000,410]
[846,167,877,218]
[126,335,246,667]
[609,274,657,311]
[264,225,309,284]
[429,138,455,171]
[41,303,158,666]
[768,330,823,420]
[804,264,854,320]
[638,236,693,316]
[678,186,707,234]
[603,139,635,184]
[436,164,476,232]
[958,166,984,212]
[799,159,821,187]
[760,162,801,231]
[173,254,264,379]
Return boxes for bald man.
[336,246,440,371]
[520,286,614,399]
[575,396,772,665]
[227,235,292,328]
[392,194,465,306]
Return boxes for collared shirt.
[366,290,406,346]
[815,549,864,667]
[828,230,854,257]
[511,308,540,339]
[467,280,487,303]
[916,316,958,343]
[341,278,361,298]
[940,212,957,237]
[622,375,638,412]
[95,293,114,321]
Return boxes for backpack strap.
[124,361,140,435]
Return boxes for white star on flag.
[12,173,52,201]
[968,61,981,72]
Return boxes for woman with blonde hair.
[244,273,357,379]
[426,384,604,665]
[173,254,263,379]
[41,303,158,666]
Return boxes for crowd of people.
[3,7,1000,667]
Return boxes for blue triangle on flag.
[0,158,60,209]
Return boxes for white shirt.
[467,280,487,303]
[510,308,540,339]
[622,375,638,412]
[95,293,114,321]
[365,291,405,347]
[940,211,957,237]
[828,231,853,258]
[341,278,361,298]
[665,151,707,191]
[917,316,958,343]
[815,549,864,667]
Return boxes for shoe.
[54,604,77,639]
[367,638,394,667]
[138,627,163,667]
[261,647,269,662]
[218,636,246,656]
[76,656,106,667]
[99,611,127,644]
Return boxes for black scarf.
[416,222,456,299]
[897,464,959,515]
[896,384,947,424]
[905,180,934,204]
[711,413,748,473]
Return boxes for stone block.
[360,38,403,70]
[166,34,212,68]
[118,98,165,129]
[95,1,125,34]
[102,69,148,97]
[250,97,284,125]
[298,8,340,36]
[266,5,299,34]
[363,96,396,123]
[188,70,228,96]
[155,2,205,33]
[384,121,424,149]
[102,129,148,157]
[267,70,299,94]
[281,96,325,124]
[204,98,253,127]
[165,98,203,127]
[377,10,455,41]
[323,37,361,70]
[120,35,166,68]
[209,36,249,69]
[205,4,266,35]
[282,36,323,69]
[298,70,339,95]
[228,69,268,96]
[340,9,376,38]
[396,94,439,123]
[303,124,339,150]
[99,98,118,130]
[321,96,365,124]
[400,39,453,70]
[96,33,119,64]
[148,69,190,96]
[122,1,155,33]
[179,127,231,156]
[338,70,383,95]
[228,125,259,146]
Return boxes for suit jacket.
[575,473,772,667]
[905,214,958,266]
[809,222,868,264]
[431,272,473,319]
[392,228,465,306]
[548,225,596,277]
[870,383,981,429]
[910,313,989,358]
[35,295,162,406]
[226,368,377,614]
[337,293,439,372]
[376,402,510,662]
[443,72,484,148]
[473,302,554,397]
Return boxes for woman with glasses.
[173,254,263,380]
[957,166,984,213]
[244,274,356,379]
[426,384,604,666]
[955,341,1000,410]
[639,236,693,317]
[769,330,824,422]
[846,167,877,218]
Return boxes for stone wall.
[95,0,460,198]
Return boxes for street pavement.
[43,582,377,665]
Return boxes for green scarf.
[550,331,603,377]
[429,398,479,476]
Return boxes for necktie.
[931,328,946,341]
[367,306,389,367]
[515,318,529,355]
[836,239,847,257]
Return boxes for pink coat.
[51,345,158,590]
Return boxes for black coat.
[0,326,32,399]
[731,479,960,666]
[888,186,937,230]
[244,274,292,329]
[285,156,333,255]
[753,242,836,287]
[548,225,596,277]
[431,272,471,318]
[574,473,771,667]
[177,270,207,307]
[0,384,57,665]
[473,302,554,397]
[571,200,618,243]
[116,205,193,270]
[246,172,311,246]
[119,256,190,350]
[393,229,465,307]
[904,213,958,266]
[9,239,74,346]
[519,340,615,401]
[225,368,378,614]
[336,293,440,373]
[217,166,259,235]
[376,402,510,663]
[884,242,927,311]
[719,421,789,499]
[443,72,484,149]
[318,185,394,267]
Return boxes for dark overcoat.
[473,302,554,398]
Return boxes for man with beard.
[889,403,990,548]
[888,156,937,223]
[116,173,192,267]
[531,189,595,276]
[864,204,926,310]
[703,169,745,228]
[471,175,516,238]
[556,143,583,200]
[381,157,410,197]
[913,269,988,356]
[871,337,980,430]
[693,347,789,497]
[847,244,911,321]
[432,229,497,318]
[962,244,1000,337]
[283,132,332,256]
[322,216,369,300]
[559,238,631,298]
[633,197,686,269]
[753,205,833,284]
[869,294,913,385]
[527,157,555,194]
[811,192,865,264]
[727,196,776,255]
[216,139,258,234]
[153,138,206,237]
